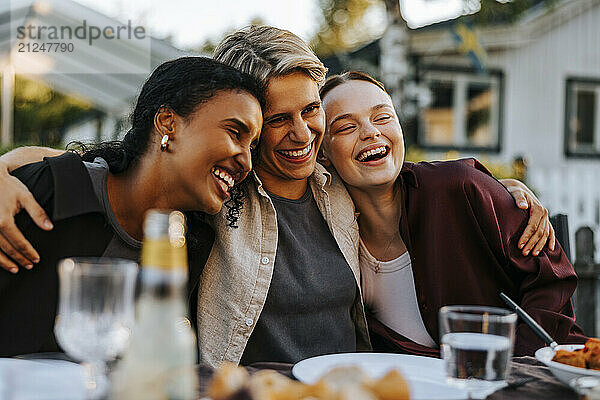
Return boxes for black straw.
[499,292,558,349]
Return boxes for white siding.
[417,3,600,261]
[496,3,600,167]
[496,3,600,261]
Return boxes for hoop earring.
[160,134,169,151]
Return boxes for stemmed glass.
[439,305,517,399]
[54,258,138,399]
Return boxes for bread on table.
[206,363,411,399]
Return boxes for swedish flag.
[452,22,488,72]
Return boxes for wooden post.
[574,227,597,337]
[550,214,571,262]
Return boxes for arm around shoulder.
[0,146,66,173]
[0,153,60,272]
[461,164,586,355]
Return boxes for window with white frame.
[418,69,502,151]
[565,78,600,157]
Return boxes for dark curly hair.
[72,56,265,230]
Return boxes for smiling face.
[254,72,325,198]
[321,80,405,190]
[170,89,263,214]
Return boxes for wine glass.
[439,305,517,399]
[54,258,138,399]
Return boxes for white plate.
[0,358,86,399]
[535,344,600,385]
[292,352,469,400]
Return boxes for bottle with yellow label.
[111,210,198,400]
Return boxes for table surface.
[197,356,579,400]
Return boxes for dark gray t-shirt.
[84,158,140,260]
[240,187,357,365]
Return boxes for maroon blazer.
[368,158,587,357]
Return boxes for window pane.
[422,80,454,145]
[466,82,493,146]
[576,90,595,147]
[419,71,501,150]
[567,81,599,156]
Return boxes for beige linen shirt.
[197,164,371,367]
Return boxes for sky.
[71,0,468,50]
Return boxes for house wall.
[497,2,600,166]
[496,2,600,262]
[413,2,600,261]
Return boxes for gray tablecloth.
[197,357,579,399]
[488,356,577,400]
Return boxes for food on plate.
[316,365,372,392]
[551,338,600,370]
[207,363,250,399]
[365,370,411,400]
[247,370,311,399]
[207,363,410,400]
[583,338,600,370]
[552,349,587,368]
[316,366,376,400]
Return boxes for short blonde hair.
[213,25,328,86]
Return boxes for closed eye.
[335,124,356,133]
[227,128,241,139]
[374,114,392,123]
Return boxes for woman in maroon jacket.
[319,71,587,357]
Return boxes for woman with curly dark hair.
[0,56,264,356]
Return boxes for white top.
[359,239,436,347]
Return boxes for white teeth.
[212,167,234,190]
[280,142,312,158]
[357,146,387,162]
[216,179,228,193]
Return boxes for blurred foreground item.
[111,210,198,400]
[207,362,410,400]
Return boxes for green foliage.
[475,158,516,180]
[311,0,383,57]
[0,143,62,156]
[196,39,218,55]
[5,76,95,147]
[403,145,427,163]
[404,145,520,180]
